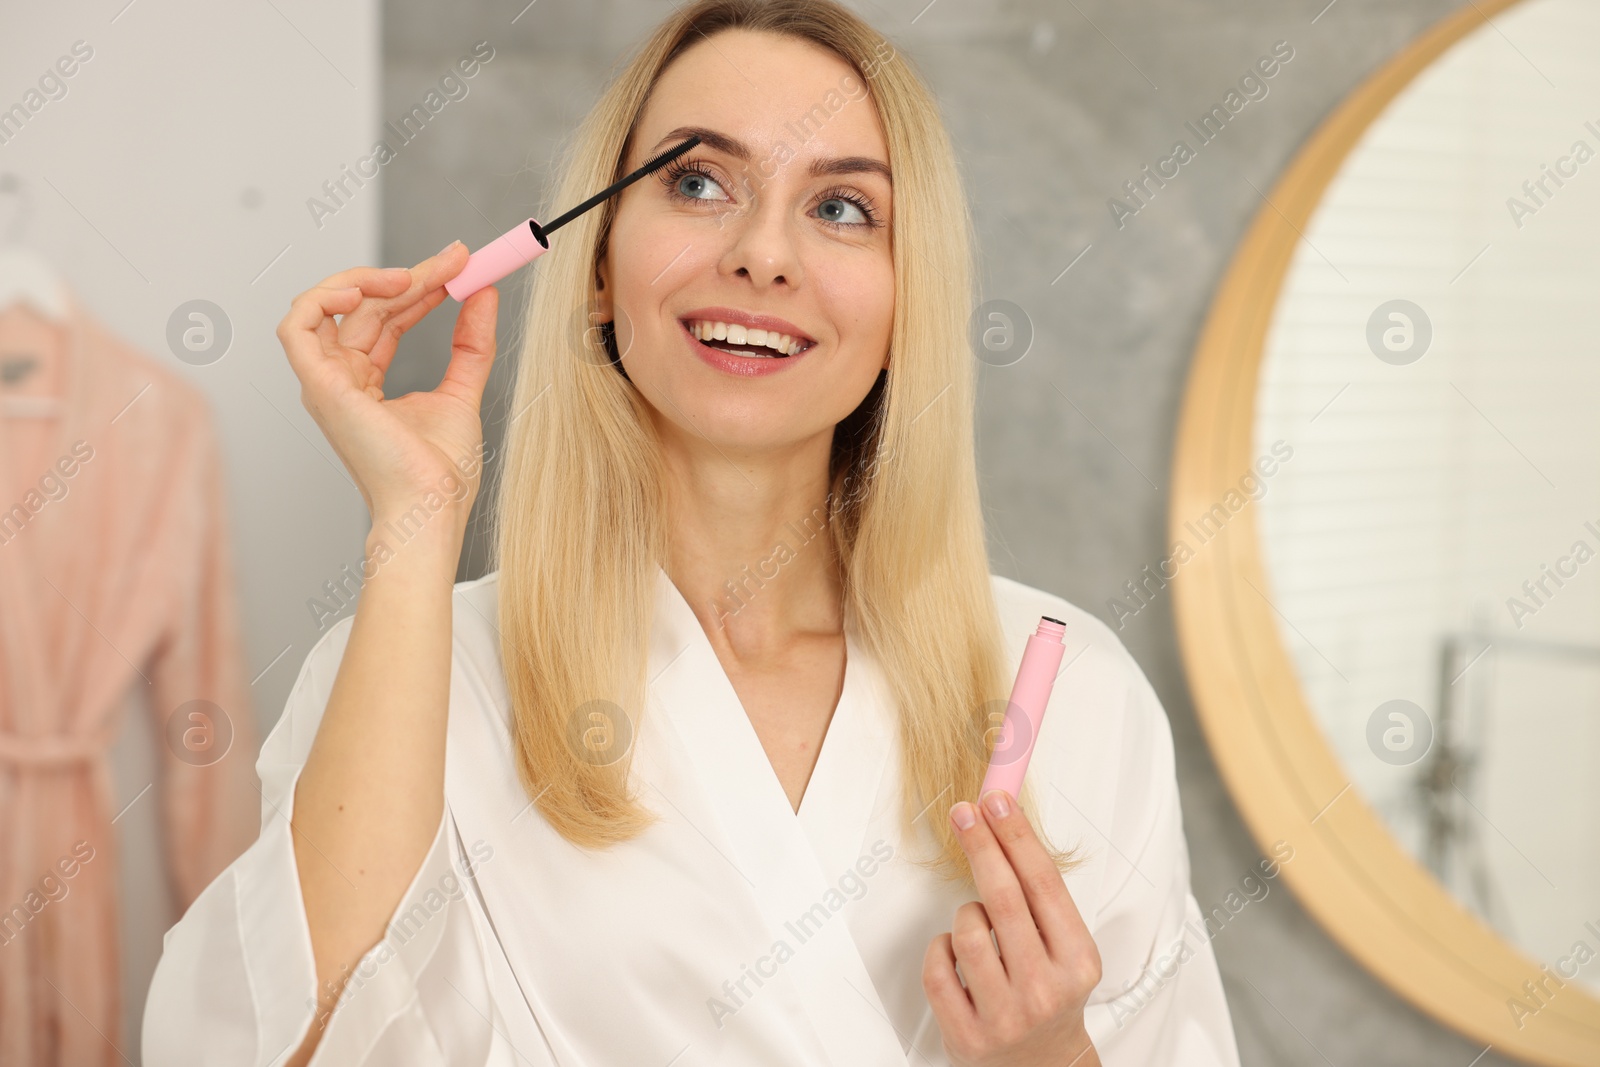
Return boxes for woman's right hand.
[275,240,498,528]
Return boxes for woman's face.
[596,29,894,462]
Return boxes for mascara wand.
[444,135,701,302]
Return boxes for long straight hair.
[491,0,1076,885]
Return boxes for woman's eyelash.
[655,156,716,199]
[816,186,882,229]
[655,157,883,229]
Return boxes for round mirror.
[1171,0,1600,1061]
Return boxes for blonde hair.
[491,0,1077,885]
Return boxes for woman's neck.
[657,426,845,658]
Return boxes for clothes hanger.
[0,172,70,419]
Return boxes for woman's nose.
[718,185,804,288]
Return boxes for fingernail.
[950,802,977,830]
[982,790,1010,819]
[439,239,463,254]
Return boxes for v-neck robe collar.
[645,565,911,1065]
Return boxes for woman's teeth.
[686,319,808,357]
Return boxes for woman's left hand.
[923,789,1103,1067]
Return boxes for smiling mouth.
[680,318,815,358]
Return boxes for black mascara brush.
[445,135,701,301]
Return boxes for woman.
[143,1,1240,1064]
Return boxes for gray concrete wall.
[380,2,1514,1063]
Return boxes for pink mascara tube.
[444,134,701,302]
[980,616,1067,800]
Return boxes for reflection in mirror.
[1253,0,1600,994]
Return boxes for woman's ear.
[594,255,613,321]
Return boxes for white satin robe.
[142,566,1241,1066]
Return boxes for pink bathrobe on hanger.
[0,292,261,1066]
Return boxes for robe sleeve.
[145,402,262,907]
[141,611,499,1067]
[1079,645,1243,1067]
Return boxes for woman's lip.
[680,319,811,378]
[677,306,816,346]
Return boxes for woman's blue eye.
[676,171,727,201]
[660,160,880,228]
[817,196,868,225]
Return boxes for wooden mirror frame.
[1169,0,1600,1062]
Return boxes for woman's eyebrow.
[648,125,892,185]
